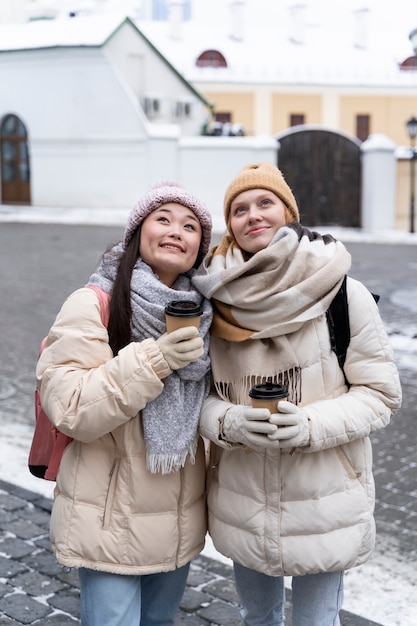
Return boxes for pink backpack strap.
[86,284,110,326]
[29,284,112,481]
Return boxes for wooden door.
[277,128,361,227]
[1,114,31,204]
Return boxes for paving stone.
[0,557,28,579]
[0,511,18,525]
[175,613,210,626]
[203,577,239,604]
[15,509,50,529]
[1,593,50,625]
[0,617,21,625]
[0,581,12,598]
[197,598,241,625]
[32,536,52,552]
[47,588,80,619]
[56,568,79,589]
[0,496,27,514]
[186,566,214,587]
[39,614,79,625]
[5,521,46,542]
[340,611,384,626]
[180,587,212,612]
[11,571,67,597]
[0,538,35,560]
[0,484,38,505]
[23,552,63,578]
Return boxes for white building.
[1,0,414,231]
[0,13,216,209]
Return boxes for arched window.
[1,114,31,204]
[196,50,227,68]
[399,56,417,70]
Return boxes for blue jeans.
[79,563,190,626]
[234,562,344,626]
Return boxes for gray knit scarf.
[88,243,212,474]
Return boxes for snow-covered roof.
[0,12,128,51]
[134,0,417,87]
[1,0,417,88]
[0,10,211,106]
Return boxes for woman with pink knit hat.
[193,162,401,626]
[36,182,213,625]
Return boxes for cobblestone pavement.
[0,479,383,625]
[0,223,416,625]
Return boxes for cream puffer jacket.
[200,278,401,577]
[36,288,207,575]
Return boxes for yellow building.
[137,0,417,230]
[138,1,417,148]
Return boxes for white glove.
[221,405,280,450]
[267,401,310,450]
[156,326,203,371]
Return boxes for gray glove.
[156,327,203,371]
[268,401,310,450]
[221,405,280,450]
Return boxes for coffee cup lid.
[249,383,288,400]
[165,300,202,318]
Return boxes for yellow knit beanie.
[224,162,299,225]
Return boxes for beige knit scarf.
[193,223,351,405]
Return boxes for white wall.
[0,48,148,140]
[104,20,208,135]
[0,17,213,209]
[0,46,151,208]
[0,0,26,23]
[178,135,278,232]
[31,130,277,229]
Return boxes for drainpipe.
[229,0,245,42]
[288,3,306,45]
[168,0,185,40]
[353,7,369,49]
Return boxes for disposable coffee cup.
[165,300,202,333]
[249,382,288,413]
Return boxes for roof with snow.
[1,0,417,87]
[135,0,417,87]
[0,11,211,105]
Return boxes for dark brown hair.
[107,228,141,355]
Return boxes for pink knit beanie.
[124,182,212,257]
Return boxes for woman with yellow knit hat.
[193,162,401,626]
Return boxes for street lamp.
[405,115,417,233]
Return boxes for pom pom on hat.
[224,162,299,224]
[124,182,212,259]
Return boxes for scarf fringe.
[215,367,302,406]
[146,442,197,475]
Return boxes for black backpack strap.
[326,275,350,372]
[326,276,380,385]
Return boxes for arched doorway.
[276,127,361,227]
[1,114,31,204]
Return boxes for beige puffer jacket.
[200,278,401,577]
[36,288,207,575]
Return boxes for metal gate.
[276,127,361,227]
